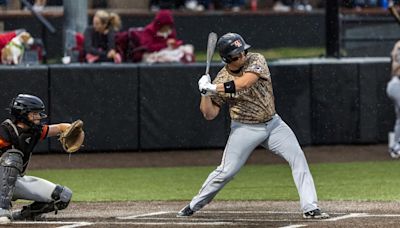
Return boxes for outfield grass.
[27,161,400,202]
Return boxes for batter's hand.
[198,74,211,86]
[198,74,217,96]
[199,81,217,96]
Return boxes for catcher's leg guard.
[0,149,23,212]
[13,185,72,221]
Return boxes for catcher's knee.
[1,149,23,172]
[52,185,72,210]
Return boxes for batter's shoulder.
[247,52,267,64]
[213,67,230,84]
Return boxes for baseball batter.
[0,94,76,224]
[387,41,400,158]
[177,33,329,219]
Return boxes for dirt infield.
[9,144,398,227]
[9,200,400,227]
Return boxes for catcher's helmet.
[217,33,251,63]
[9,94,47,125]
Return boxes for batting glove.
[198,74,211,86]
[199,81,217,96]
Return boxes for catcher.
[0,94,84,224]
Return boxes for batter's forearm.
[200,97,219,120]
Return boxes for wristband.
[223,81,236,93]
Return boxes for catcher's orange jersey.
[211,52,276,123]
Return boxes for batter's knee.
[51,185,72,210]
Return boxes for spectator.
[387,40,400,158]
[83,10,122,63]
[138,9,194,63]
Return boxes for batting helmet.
[9,94,47,126]
[217,33,251,63]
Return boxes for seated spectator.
[137,9,194,63]
[83,10,122,63]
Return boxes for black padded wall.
[270,63,312,146]
[359,62,393,143]
[139,63,229,150]
[49,64,139,152]
[311,63,359,144]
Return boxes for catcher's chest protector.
[1,119,41,172]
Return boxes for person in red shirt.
[138,10,183,59]
[0,94,78,224]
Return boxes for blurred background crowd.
[0,0,397,65]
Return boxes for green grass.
[26,161,400,202]
[195,47,326,62]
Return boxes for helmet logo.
[232,40,242,47]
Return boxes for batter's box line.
[116,210,345,220]
[325,212,400,222]
[280,213,400,228]
[13,221,93,228]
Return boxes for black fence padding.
[359,62,393,143]
[0,66,49,152]
[48,64,139,152]
[139,63,229,150]
[270,63,312,146]
[371,63,395,142]
[311,63,359,144]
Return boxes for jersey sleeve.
[243,53,271,80]
[40,125,49,141]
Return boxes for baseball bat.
[201,32,218,94]
[205,32,218,75]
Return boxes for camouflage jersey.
[211,52,276,124]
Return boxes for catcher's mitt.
[59,120,85,153]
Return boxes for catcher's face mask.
[27,111,47,125]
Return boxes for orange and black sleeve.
[0,137,10,149]
[40,125,49,141]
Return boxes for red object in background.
[74,32,85,62]
[251,0,257,11]
[0,31,17,60]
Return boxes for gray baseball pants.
[12,175,57,202]
[189,114,319,213]
[387,76,400,150]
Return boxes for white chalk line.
[12,221,93,228]
[279,225,307,228]
[117,211,171,219]
[116,210,344,219]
